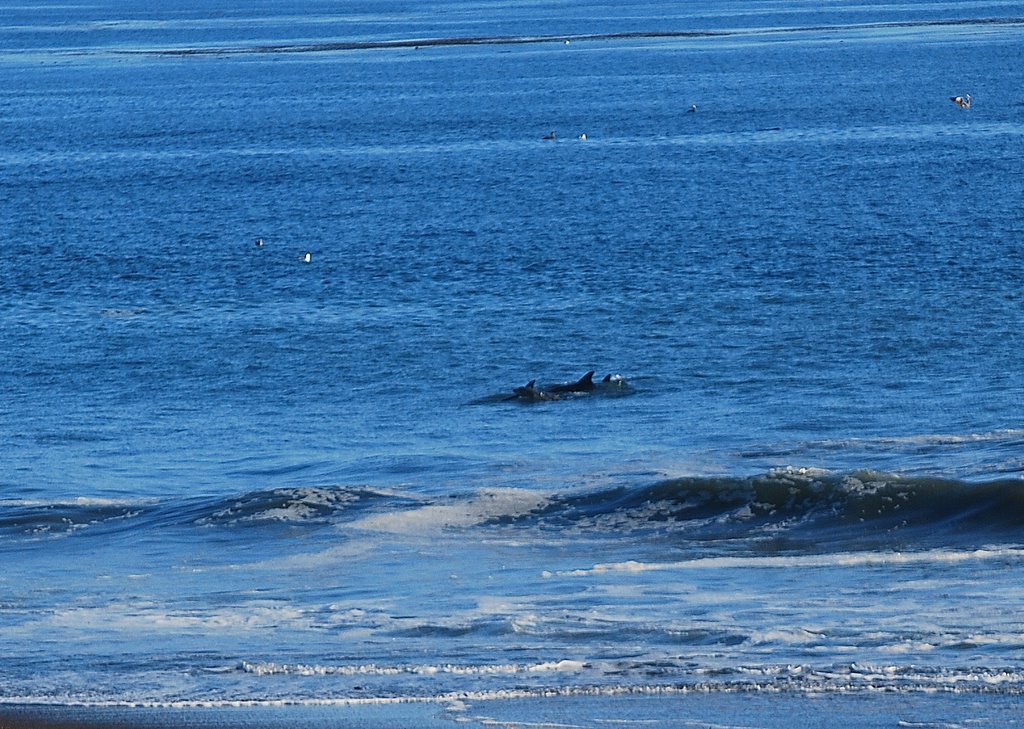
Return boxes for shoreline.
[3,692,1024,729]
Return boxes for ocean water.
[2,0,1024,721]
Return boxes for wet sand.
[2,692,1022,729]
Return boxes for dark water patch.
[127,31,729,57]
[387,619,511,640]
[121,17,1024,57]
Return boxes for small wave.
[6,470,1021,549]
[525,469,1024,549]
[0,497,153,540]
[194,486,390,527]
[0,486,401,541]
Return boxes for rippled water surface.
[1,0,1023,713]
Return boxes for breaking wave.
[4,662,1022,710]
[0,486,405,542]
[526,469,1024,549]
[2,470,1021,550]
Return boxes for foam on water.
[349,488,550,533]
[4,469,1023,548]
[547,547,1024,577]
[239,659,588,677]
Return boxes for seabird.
[255,237,264,247]
[950,94,971,109]
[543,131,557,141]
[301,252,311,263]
[688,104,697,113]
[578,133,587,141]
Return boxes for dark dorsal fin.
[578,371,595,386]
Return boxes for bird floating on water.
[950,94,972,109]
[543,131,557,140]
[688,104,697,113]
[578,133,587,141]
[301,252,311,263]
[255,237,264,247]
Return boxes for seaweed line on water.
[111,17,1024,57]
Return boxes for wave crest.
[531,469,1024,548]
[4,470,1021,549]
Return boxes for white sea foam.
[6,668,1024,710]
[0,686,682,709]
[826,429,1024,450]
[200,487,361,525]
[350,488,550,534]
[545,547,1024,578]
[43,603,315,632]
[0,496,154,508]
[239,660,587,677]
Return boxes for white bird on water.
[255,237,264,247]
[950,94,971,109]
[301,252,311,263]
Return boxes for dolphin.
[548,371,596,394]
[494,371,632,404]
[507,380,559,402]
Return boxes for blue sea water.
[2,0,1024,721]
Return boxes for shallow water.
[1,0,1023,712]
